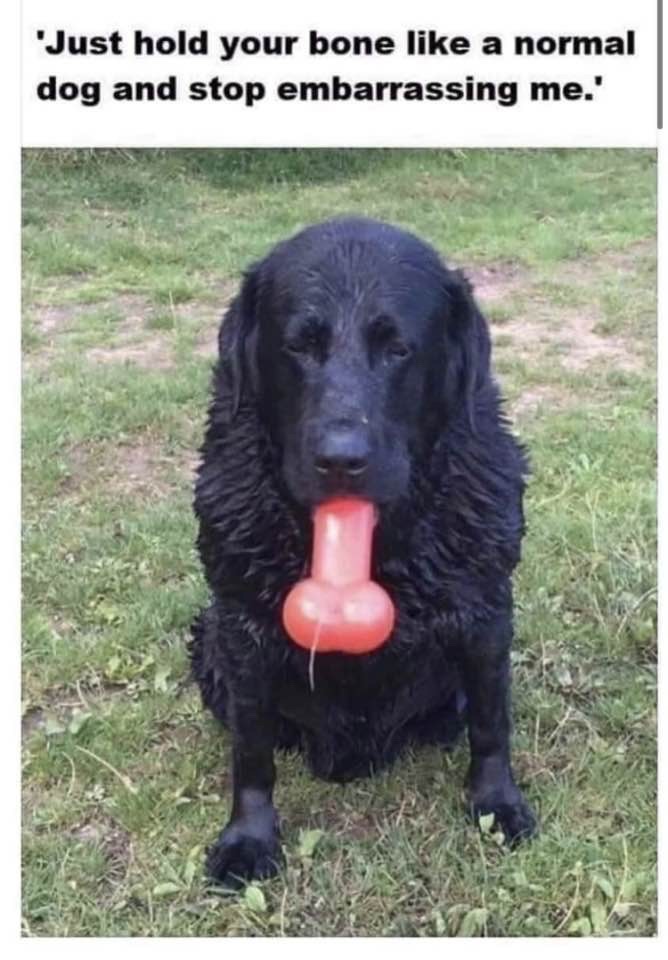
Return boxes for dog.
[190,217,537,887]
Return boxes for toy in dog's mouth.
[282,498,395,655]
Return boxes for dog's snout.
[314,429,370,479]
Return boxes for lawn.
[21,148,657,937]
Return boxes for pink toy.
[282,498,395,655]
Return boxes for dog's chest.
[281,619,456,722]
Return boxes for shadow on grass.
[24,147,448,196]
[175,147,418,191]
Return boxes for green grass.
[22,149,656,937]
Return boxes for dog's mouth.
[281,441,411,512]
[314,471,371,500]
[283,455,377,505]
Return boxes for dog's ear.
[217,261,262,421]
[442,269,491,430]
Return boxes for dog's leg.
[205,663,283,888]
[458,614,537,845]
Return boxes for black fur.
[190,218,536,887]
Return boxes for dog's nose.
[314,430,370,479]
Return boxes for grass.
[21,148,656,937]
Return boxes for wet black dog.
[190,218,536,887]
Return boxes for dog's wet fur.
[190,218,537,887]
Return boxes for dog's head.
[217,218,490,508]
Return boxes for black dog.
[190,218,536,887]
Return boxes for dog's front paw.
[206,818,283,889]
[470,786,537,847]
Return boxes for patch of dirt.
[32,293,149,336]
[477,243,652,374]
[25,292,178,373]
[110,442,199,497]
[343,811,381,840]
[21,706,46,738]
[178,278,236,317]
[557,312,642,372]
[193,290,236,359]
[27,292,210,371]
[463,261,527,303]
[22,681,78,740]
[34,304,79,334]
[193,332,219,359]
[555,239,656,287]
[61,439,198,500]
[490,308,642,373]
[86,337,174,370]
[70,819,133,884]
[509,385,571,419]
[82,295,176,369]
[111,443,171,495]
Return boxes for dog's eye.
[386,340,412,361]
[370,317,412,363]
[284,332,323,360]
[285,341,308,356]
[284,318,329,360]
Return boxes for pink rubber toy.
[282,498,395,655]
